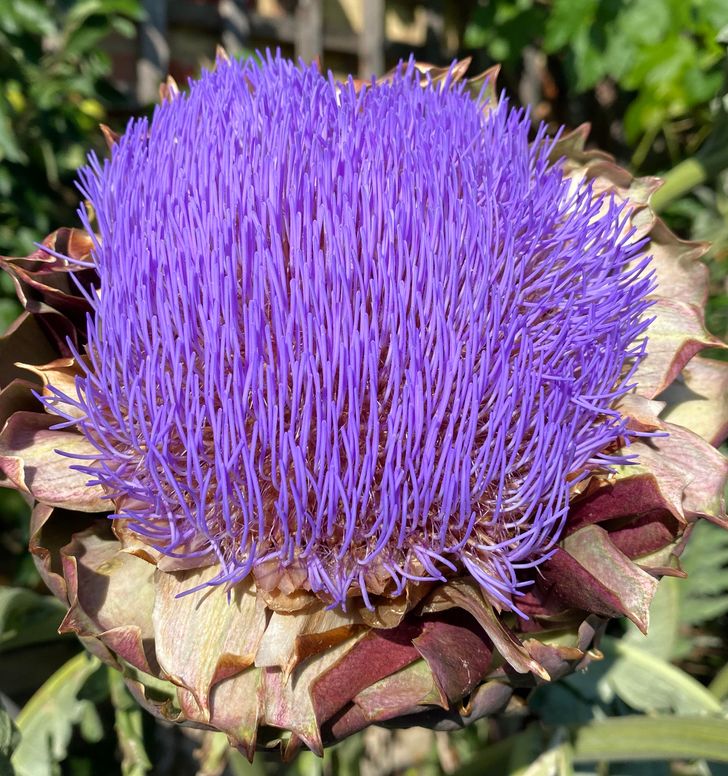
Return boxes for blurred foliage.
[0,699,19,776]
[0,0,142,259]
[465,0,728,168]
[1,0,728,774]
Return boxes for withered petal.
[0,379,42,440]
[424,579,550,679]
[659,356,728,446]
[17,357,86,421]
[632,297,723,399]
[629,421,728,523]
[351,659,446,722]
[153,567,267,721]
[568,474,683,533]
[412,613,493,702]
[209,667,264,760]
[261,633,360,756]
[309,621,422,728]
[542,525,658,633]
[0,411,107,510]
[255,606,363,677]
[58,527,157,674]
[0,313,59,389]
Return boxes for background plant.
[1,1,728,774]
[0,0,141,330]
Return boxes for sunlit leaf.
[0,587,66,653]
[11,653,104,776]
[571,716,728,764]
[108,670,151,776]
[0,698,19,776]
[599,637,724,715]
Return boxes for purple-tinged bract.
[60,54,653,609]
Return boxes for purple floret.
[55,53,653,609]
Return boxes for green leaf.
[616,0,672,47]
[456,717,728,775]
[0,588,67,653]
[65,0,143,27]
[677,520,728,640]
[108,670,151,776]
[63,22,115,61]
[109,16,136,38]
[571,716,728,763]
[463,0,545,65]
[513,735,574,776]
[570,26,609,90]
[529,681,598,726]
[0,698,19,776]
[0,300,21,337]
[0,101,26,164]
[194,732,231,776]
[227,749,272,776]
[543,0,598,52]
[11,653,103,776]
[599,636,724,715]
[2,0,56,38]
[710,662,728,703]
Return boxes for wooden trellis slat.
[164,3,360,56]
[359,0,385,79]
[295,0,323,64]
[137,0,170,104]
[138,0,389,96]
[220,0,252,54]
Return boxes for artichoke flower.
[1,53,727,760]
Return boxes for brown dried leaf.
[0,313,58,389]
[543,524,659,633]
[0,411,106,510]
[58,527,157,674]
[17,357,85,420]
[424,579,549,679]
[152,567,267,721]
[633,297,722,399]
[659,356,728,446]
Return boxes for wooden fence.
[130,0,460,104]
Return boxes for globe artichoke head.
[0,54,726,760]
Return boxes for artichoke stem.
[651,158,707,212]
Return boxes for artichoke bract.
[0,53,726,759]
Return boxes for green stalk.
[650,158,707,213]
[571,716,728,763]
[709,662,728,702]
[454,716,728,775]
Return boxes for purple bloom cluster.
[55,54,652,608]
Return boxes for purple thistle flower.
[55,53,653,610]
